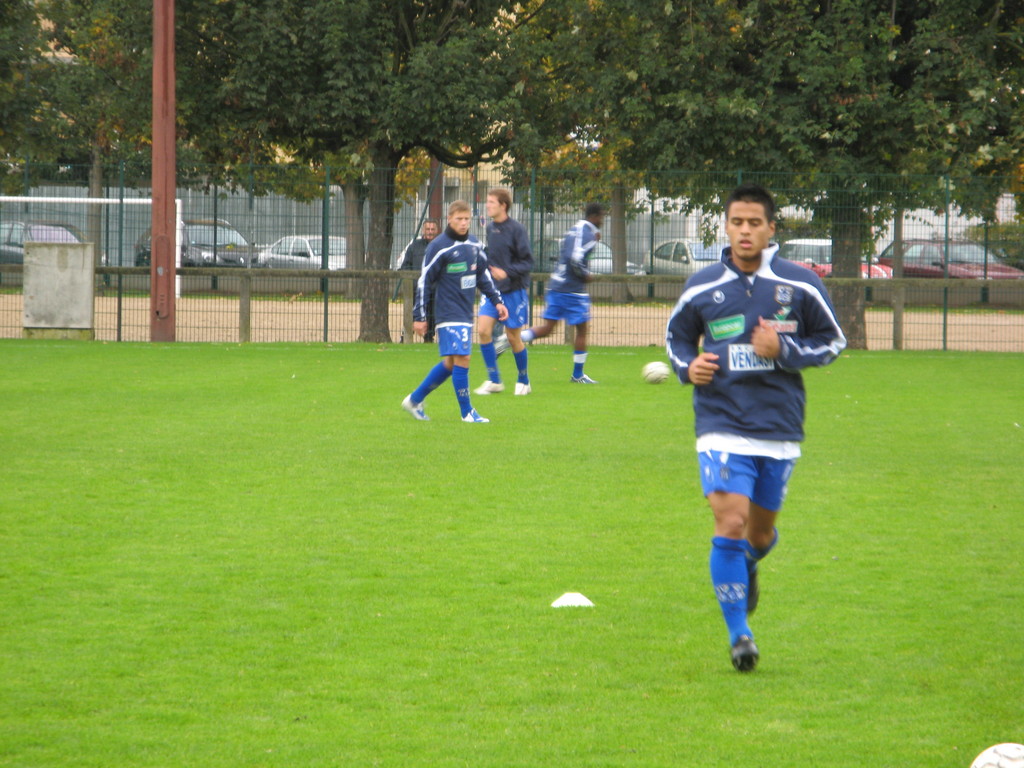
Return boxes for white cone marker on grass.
[551,592,594,607]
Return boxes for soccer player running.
[520,203,604,384]
[402,200,508,423]
[474,188,534,396]
[666,183,846,672]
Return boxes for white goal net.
[0,195,181,269]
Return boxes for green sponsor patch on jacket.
[708,314,745,341]
[446,262,468,273]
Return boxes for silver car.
[648,240,700,276]
[261,235,347,270]
[0,221,83,264]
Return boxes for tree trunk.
[608,184,631,303]
[828,189,867,349]
[342,179,367,270]
[359,144,401,342]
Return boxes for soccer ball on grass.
[970,743,1024,768]
[642,361,671,384]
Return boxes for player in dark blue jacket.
[475,187,534,396]
[666,183,846,672]
[402,200,507,423]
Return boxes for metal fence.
[1,267,1021,351]
[1,162,1022,350]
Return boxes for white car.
[589,242,647,275]
[648,240,700,276]
[261,235,347,269]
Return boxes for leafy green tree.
[29,0,152,256]
[495,0,669,297]
[37,0,152,161]
[559,0,1024,346]
[0,0,45,184]
[177,0,542,340]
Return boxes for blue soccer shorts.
[479,288,529,329]
[542,291,590,326]
[436,323,473,357]
[698,450,796,511]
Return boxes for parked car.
[691,241,730,263]
[876,239,1024,279]
[648,240,700,276]
[260,235,347,269]
[779,238,892,278]
[537,239,646,275]
[0,221,84,264]
[134,218,258,267]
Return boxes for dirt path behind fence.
[1,294,1022,351]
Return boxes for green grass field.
[1,340,1021,768]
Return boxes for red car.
[877,239,1024,279]
[779,239,892,278]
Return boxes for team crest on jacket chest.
[775,285,794,305]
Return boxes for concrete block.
[23,242,95,339]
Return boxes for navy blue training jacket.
[415,228,503,326]
[666,244,846,442]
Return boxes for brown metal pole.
[151,0,176,341]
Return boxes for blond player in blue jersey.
[402,200,507,423]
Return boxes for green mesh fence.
[1,162,1021,350]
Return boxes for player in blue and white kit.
[520,203,604,384]
[666,184,846,672]
[475,188,534,396]
[402,200,508,423]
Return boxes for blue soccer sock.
[710,536,752,645]
[742,527,779,575]
[514,348,529,384]
[480,342,500,383]
[451,364,472,416]
[572,351,588,378]
[411,362,451,404]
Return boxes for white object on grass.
[970,743,1024,768]
[551,592,594,607]
[642,361,671,384]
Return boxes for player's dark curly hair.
[726,183,776,222]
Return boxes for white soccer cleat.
[401,395,430,421]
[514,382,531,396]
[461,409,490,423]
[571,374,599,384]
[474,380,505,395]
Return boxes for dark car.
[877,239,1024,279]
[135,218,258,267]
[0,221,84,264]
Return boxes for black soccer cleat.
[731,635,759,672]
[746,565,759,616]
